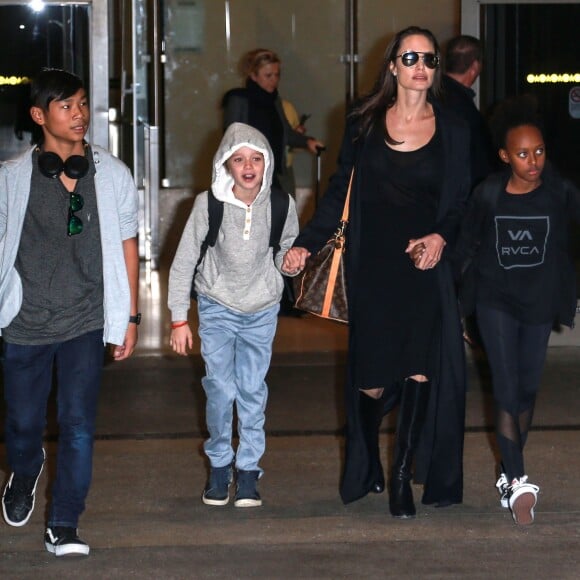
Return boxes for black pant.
[476,304,552,480]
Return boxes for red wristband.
[171,321,188,329]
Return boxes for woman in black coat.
[285,26,470,516]
[222,48,323,194]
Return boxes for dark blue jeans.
[2,329,105,528]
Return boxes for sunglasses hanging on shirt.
[67,192,84,236]
[37,150,89,180]
[36,147,89,236]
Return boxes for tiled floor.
[2,265,579,577]
[136,265,348,357]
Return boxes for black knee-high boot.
[389,378,430,518]
[359,392,385,494]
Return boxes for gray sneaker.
[2,449,46,527]
[202,465,233,506]
[234,470,262,508]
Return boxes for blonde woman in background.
[222,48,323,196]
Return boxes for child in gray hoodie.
[168,123,301,507]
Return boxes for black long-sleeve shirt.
[455,166,580,326]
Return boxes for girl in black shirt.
[455,97,580,525]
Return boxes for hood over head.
[211,122,274,203]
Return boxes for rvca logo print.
[495,216,550,269]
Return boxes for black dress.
[352,124,444,387]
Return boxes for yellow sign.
[0,76,31,86]
[527,73,580,84]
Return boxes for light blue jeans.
[198,295,278,473]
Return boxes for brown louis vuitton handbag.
[293,171,353,323]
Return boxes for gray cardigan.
[0,145,139,345]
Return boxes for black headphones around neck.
[37,149,89,180]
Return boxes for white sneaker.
[508,476,539,525]
[495,473,509,509]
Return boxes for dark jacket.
[222,83,311,192]
[295,102,471,506]
[441,75,496,188]
[454,165,580,327]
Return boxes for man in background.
[442,35,496,188]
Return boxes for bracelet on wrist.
[171,321,188,329]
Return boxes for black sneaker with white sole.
[2,449,46,527]
[45,526,90,557]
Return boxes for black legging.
[476,304,552,481]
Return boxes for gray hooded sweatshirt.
[168,123,299,318]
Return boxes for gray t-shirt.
[3,148,104,344]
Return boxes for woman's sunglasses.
[68,192,84,236]
[396,51,440,69]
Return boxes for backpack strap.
[191,189,223,299]
[205,188,224,248]
[269,187,290,254]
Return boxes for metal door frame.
[130,0,163,269]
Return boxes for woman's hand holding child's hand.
[406,234,446,270]
[408,241,426,266]
[282,247,311,275]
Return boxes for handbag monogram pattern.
[293,171,353,323]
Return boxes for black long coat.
[295,102,471,506]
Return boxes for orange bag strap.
[341,169,353,222]
[321,170,354,318]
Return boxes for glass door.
[161,0,347,195]
[0,0,109,163]
[461,0,580,183]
